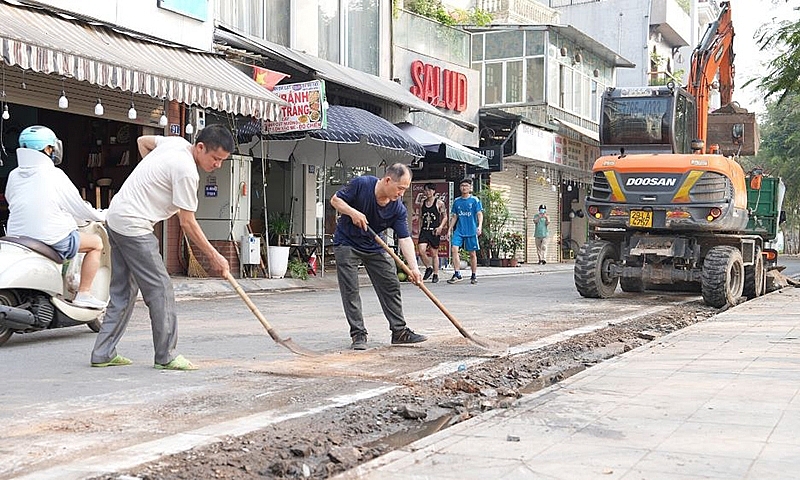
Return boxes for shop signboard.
[515,123,555,163]
[264,80,327,134]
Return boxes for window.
[265,0,290,45]
[472,34,484,62]
[315,0,379,75]
[318,0,340,64]
[525,31,545,56]
[215,0,289,46]
[485,31,524,60]
[526,57,544,103]
[485,63,503,105]
[345,0,378,74]
[506,61,523,104]
[559,66,574,110]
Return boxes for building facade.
[0,0,285,276]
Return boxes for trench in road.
[12,297,697,480]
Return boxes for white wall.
[556,0,651,87]
[35,0,214,51]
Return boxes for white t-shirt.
[6,148,106,244]
[106,136,199,236]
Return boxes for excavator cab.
[599,83,698,157]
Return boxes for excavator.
[575,1,784,308]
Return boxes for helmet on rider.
[19,125,63,165]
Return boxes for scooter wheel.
[87,319,102,333]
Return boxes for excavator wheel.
[743,247,766,299]
[574,240,619,298]
[701,246,744,308]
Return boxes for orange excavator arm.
[686,1,734,151]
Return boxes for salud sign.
[264,80,327,134]
[409,60,467,112]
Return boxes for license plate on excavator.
[629,210,653,228]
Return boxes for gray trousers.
[334,245,407,338]
[91,228,177,365]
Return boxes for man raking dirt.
[330,163,428,350]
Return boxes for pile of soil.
[96,301,719,480]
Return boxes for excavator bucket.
[707,103,759,157]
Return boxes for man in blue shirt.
[331,163,428,350]
[448,178,483,284]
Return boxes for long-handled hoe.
[367,226,507,352]
[225,272,320,357]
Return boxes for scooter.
[0,222,111,346]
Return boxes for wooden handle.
[225,271,274,333]
[366,227,471,337]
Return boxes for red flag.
[253,66,290,91]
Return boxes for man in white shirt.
[90,124,232,370]
[6,125,107,309]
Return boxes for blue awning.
[396,122,489,170]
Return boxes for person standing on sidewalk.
[533,204,550,264]
[448,178,483,285]
[90,125,233,371]
[417,183,448,284]
[331,163,428,350]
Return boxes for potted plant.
[500,231,523,266]
[476,185,510,263]
[266,212,291,278]
[267,212,291,246]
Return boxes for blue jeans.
[334,245,407,338]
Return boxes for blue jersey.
[333,175,410,252]
[451,195,482,237]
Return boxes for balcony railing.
[394,10,470,67]
[477,0,559,24]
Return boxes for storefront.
[0,1,285,276]
[478,113,595,264]
[214,27,476,254]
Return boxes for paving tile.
[767,415,800,446]
[657,421,770,459]
[625,450,753,479]
[687,404,784,428]
[519,442,649,479]
[391,451,524,479]
[746,459,800,480]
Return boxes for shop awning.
[553,118,600,142]
[214,27,476,131]
[0,2,286,118]
[396,122,489,170]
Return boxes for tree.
[748,2,800,105]
[742,92,800,252]
[476,185,510,260]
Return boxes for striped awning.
[0,2,286,118]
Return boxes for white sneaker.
[72,292,107,309]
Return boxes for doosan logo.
[625,177,677,187]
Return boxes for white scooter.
[0,222,111,346]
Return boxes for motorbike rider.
[5,125,107,309]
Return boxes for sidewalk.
[170,261,573,298]
[336,286,800,479]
